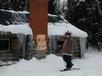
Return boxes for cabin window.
[56,41,64,53]
[0,39,10,52]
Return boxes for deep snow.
[0,49,102,76]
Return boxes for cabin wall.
[48,36,84,58]
[79,38,87,58]
[0,31,35,61]
[0,32,26,61]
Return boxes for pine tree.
[48,0,56,14]
[65,0,102,50]
[0,0,28,11]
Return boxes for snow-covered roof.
[0,9,32,35]
[48,14,88,38]
[0,23,33,35]
[0,9,29,14]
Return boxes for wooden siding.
[48,36,81,58]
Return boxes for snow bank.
[0,23,33,35]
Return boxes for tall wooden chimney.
[29,0,48,54]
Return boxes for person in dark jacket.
[62,32,73,71]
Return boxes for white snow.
[59,0,67,2]
[48,22,88,37]
[0,49,102,76]
[0,23,33,35]
[0,9,32,35]
[48,14,88,37]
[0,9,29,14]
[48,14,58,17]
[60,0,85,2]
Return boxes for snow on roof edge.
[0,9,29,14]
[48,14,58,17]
[48,23,88,38]
[0,23,33,36]
[48,14,88,38]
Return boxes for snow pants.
[63,55,73,69]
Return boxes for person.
[62,32,73,71]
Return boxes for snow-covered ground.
[0,49,102,76]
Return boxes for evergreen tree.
[65,0,102,50]
[0,0,28,11]
[48,0,56,14]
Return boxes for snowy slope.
[0,49,102,76]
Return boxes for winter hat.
[64,31,71,37]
